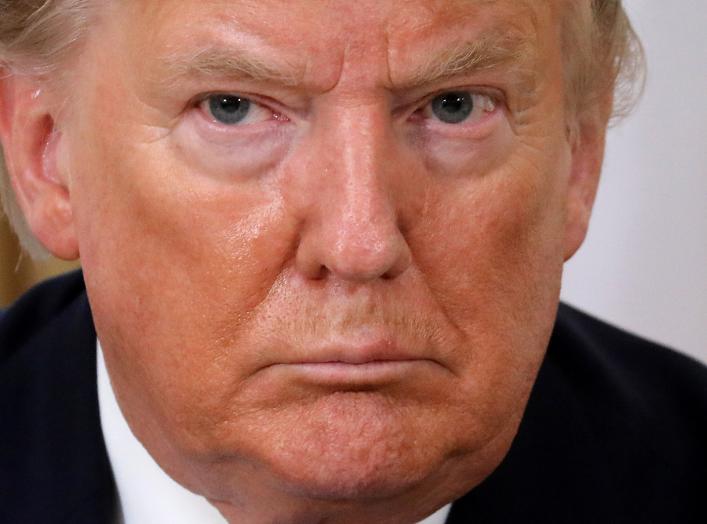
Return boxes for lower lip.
[283,360,432,385]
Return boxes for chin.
[227,391,461,502]
[279,467,424,503]
[143,386,521,523]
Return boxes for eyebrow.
[158,45,303,87]
[394,32,538,91]
[156,30,537,93]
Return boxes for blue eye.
[431,92,474,124]
[207,95,252,125]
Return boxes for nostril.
[312,265,328,280]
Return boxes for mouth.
[281,359,438,386]
[261,337,445,387]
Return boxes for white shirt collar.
[97,341,452,524]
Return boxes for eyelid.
[411,89,500,125]
[194,92,290,127]
[398,87,502,119]
[431,92,496,115]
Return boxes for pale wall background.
[561,0,707,363]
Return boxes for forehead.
[128,0,541,27]
[108,0,559,90]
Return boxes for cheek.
[420,158,566,301]
[412,142,569,410]
[70,126,296,432]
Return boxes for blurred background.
[0,218,77,305]
[1,1,705,363]
[561,0,707,364]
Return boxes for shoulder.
[0,271,114,522]
[545,303,707,467]
[550,303,707,425]
[452,304,707,523]
[0,267,95,430]
[0,271,88,364]
[537,304,707,520]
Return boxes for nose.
[292,106,412,282]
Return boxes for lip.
[284,332,430,365]
[283,360,435,385]
[260,337,443,385]
[290,339,420,366]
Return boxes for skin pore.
[0,0,608,522]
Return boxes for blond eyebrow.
[158,45,303,87]
[155,32,537,92]
[396,32,538,90]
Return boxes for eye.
[424,91,497,125]
[207,95,251,124]
[199,94,281,126]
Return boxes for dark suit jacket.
[2,271,706,523]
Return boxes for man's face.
[56,0,595,520]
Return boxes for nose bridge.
[294,101,411,282]
[336,105,392,230]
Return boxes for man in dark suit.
[0,1,705,523]
[3,271,707,523]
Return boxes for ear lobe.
[563,116,607,261]
[0,72,79,260]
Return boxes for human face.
[57,0,597,521]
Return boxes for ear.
[563,106,610,261]
[0,71,78,260]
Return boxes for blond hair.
[0,0,94,257]
[563,0,645,131]
[0,0,645,257]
